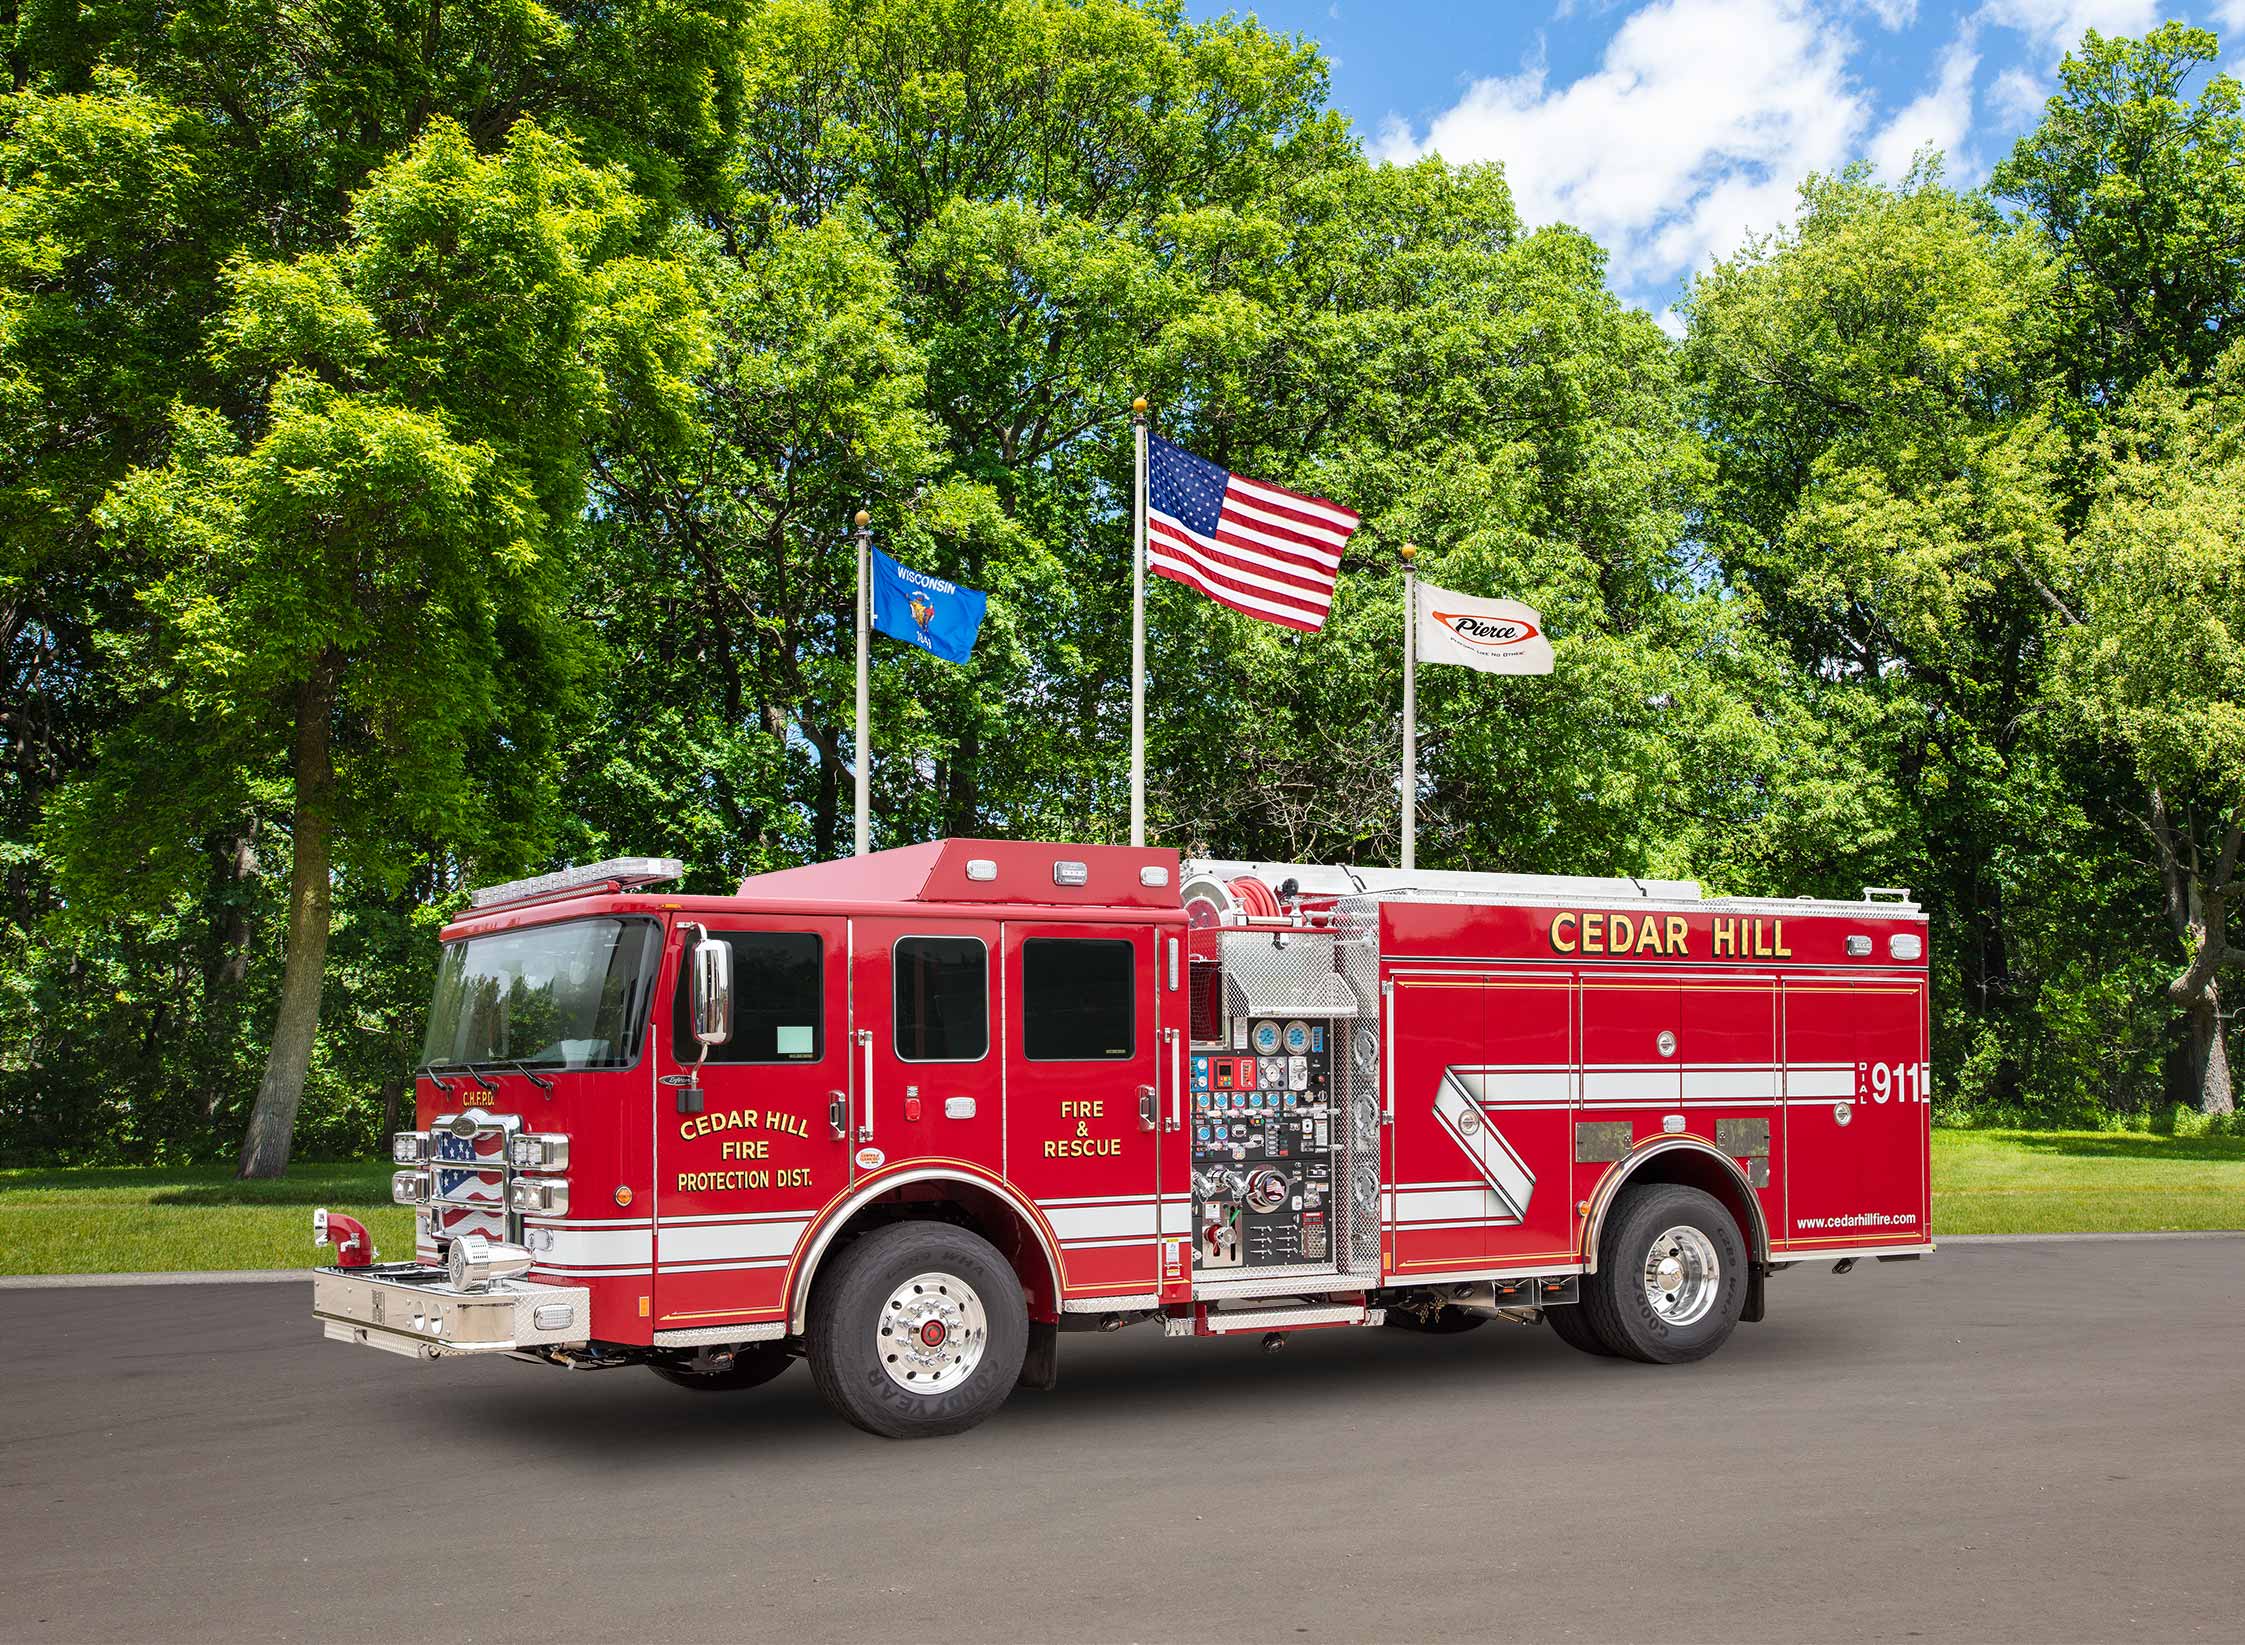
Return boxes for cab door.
[1003,922,1165,1301]
[653,914,851,1334]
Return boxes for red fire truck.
[312,840,1933,1438]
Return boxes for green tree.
[1681,166,2170,1118]
[2042,346,2245,1113]
[1992,24,2245,441]
[51,120,702,1175]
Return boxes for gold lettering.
[1584,912,1606,954]
[1713,918,1736,957]
[1753,919,1772,958]
[1667,917,1689,955]
[1551,911,1579,953]
[1042,1138,1123,1158]
[1611,913,1638,955]
[673,1168,807,1194]
[1773,919,1792,958]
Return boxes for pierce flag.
[1414,582,1554,675]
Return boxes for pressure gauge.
[1251,1020,1283,1056]
[1282,1020,1312,1055]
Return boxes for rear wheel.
[647,1341,794,1392]
[1541,1301,1619,1357]
[807,1221,1028,1438]
[1581,1184,1747,1364]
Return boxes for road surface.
[4,1237,2241,1642]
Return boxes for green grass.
[0,1161,411,1275]
[1930,1128,2245,1234]
[1,1132,2239,1274]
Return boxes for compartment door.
[1781,977,1930,1249]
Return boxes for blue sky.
[1188,2,2244,321]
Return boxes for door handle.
[1381,979,1396,1126]
[855,1029,874,1142]
[827,1091,848,1142]
[1163,1027,1182,1132]
[1137,1084,1158,1132]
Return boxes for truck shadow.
[438,1312,1882,1464]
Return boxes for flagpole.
[1130,396,1149,848]
[854,508,871,858]
[1400,541,1418,873]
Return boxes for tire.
[647,1341,794,1392]
[1581,1183,1747,1365]
[1541,1301,1619,1357]
[806,1220,1028,1439]
[1385,1305,1487,1334]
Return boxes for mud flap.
[1017,1319,1059,1390]
[1742,1261,1767,1324]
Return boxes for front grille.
[425,1110,521,1252]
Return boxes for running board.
[1168,1301,1384,1338]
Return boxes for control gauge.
[1281,1020,1312,1055]
[1251,1019,1283,1056]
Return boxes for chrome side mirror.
[690,930,733,1050]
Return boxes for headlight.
[446,1233,534,1292]
[507,1132,569,1172]
[391,1131,428,1163]
[507,1178,569,1216]
[391,1169,429,1205]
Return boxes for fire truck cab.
[314,840,1933,1438]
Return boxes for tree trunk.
[945,719,980,837]
[379,1070,406,1143]
[812,723,840,860]
[2184,985,2235,1118]
[237,660,340,1179]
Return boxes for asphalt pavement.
[4,1237,2241,1643]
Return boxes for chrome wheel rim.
[1642,1225,1720,1327]
[876,1271,988,1394]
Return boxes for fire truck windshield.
[420,916,662,1073]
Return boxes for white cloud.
[1859,0,1919,27]
[1976,1,2156,54]
[1988,64,2047,126]
[1374,0,1871,295]
[2215,1,2245,33]
[1869,31,1981,180]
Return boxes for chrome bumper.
[312,1263,591,1359]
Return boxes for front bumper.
[312,1263,591,1359]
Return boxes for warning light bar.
[469,857,685,908]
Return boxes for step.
[1167,1300,1384,1337]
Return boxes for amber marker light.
[615,1185,634,1208]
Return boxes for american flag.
[1146,435,1360,633]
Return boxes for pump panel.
[1188,1017,1343,1270]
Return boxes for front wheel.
[1580,1184,1747,1364]
[806,1221,1028,1438]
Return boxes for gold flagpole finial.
[1131,396,1148,416]
[1400,541,1418,562]
[854,509,869,529]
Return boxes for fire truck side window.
[670,931,823,1063]
[1021,938,1135,1061]
[893,936,989,1062]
